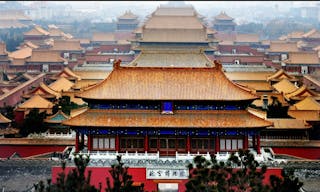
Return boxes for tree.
[34,153,100,192]
[185,149,302,192]
[34,155,140,192]
[52,96,80,115]
[105,155,140,192]
[19,108,47,137]
[269,167,303,192]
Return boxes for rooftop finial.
[214,60,222,70]
[113,59,122,69]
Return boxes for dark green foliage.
[266,96,290,118]
[262,19,313,40]
[52,96,80,115]
[34,153,100,192]
[185,149,302,192]
[0,27,29,51]
[1,105,14,121]
[19,108,47,136]
[269,167,303,192]
[105,155,140,192]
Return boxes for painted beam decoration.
[146,168,189,179]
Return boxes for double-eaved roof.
[129,48,213,67]
[63,109,272,128]
[136,6,210,43]
[77,61,258,101]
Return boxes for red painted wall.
[272,147,320,160]
[52,167,158,192]
[52,167,282,192]
[0,145,67,158]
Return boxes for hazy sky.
[18,1,319,8]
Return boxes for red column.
[252,135,256,149]
[256,135,261,154]
[80,134,84,150]
[186,135,191,153]
[144,135,148,152]
[115,135,120,152]
[215,135,220,153]
[75,132,79,153]
[244,135,248,150]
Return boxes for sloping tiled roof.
[287,31,305,39]
[44,110,69,123]
[268,41,299,52]
[74,38,90,44]
[153,6,196,16]
[70,107,88,118]
[23,41,39,49]
[283,52,320,65]
[54,67,81,81]
[63,109,272,128]
[26,50,66,63]
[92,33,116,42]
[214,11,234,20]
[72,80,100,90]
[285,85,320,101]
[267,69,298,82]
[226,72,274,81]
[302,29,320,38]
[49,77,74,92]
[236,81,272,91]
[8,47,32,59]
[129,49,213,67]
[77,61,258,101]
[235,34,259,43]
[0,113,11,123]
[141,28,207,42]
[293,96,320,110]
[288,110,320,121]
[51,40,82,51]
[18,95,54,109]
[272,79,298,94]
[24,25,49,36]
[73,71,109,80]
[144,16,204,29]
[25,82,61,99]
[267,119,311,129]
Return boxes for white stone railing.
[28,132,75,139]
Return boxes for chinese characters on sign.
[146,168,189,179]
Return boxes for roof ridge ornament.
[113,59,122,69]
[214,60,222,70]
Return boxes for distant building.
[282,52,320,74]
[212,11,236,32]
[116,10,139,31]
